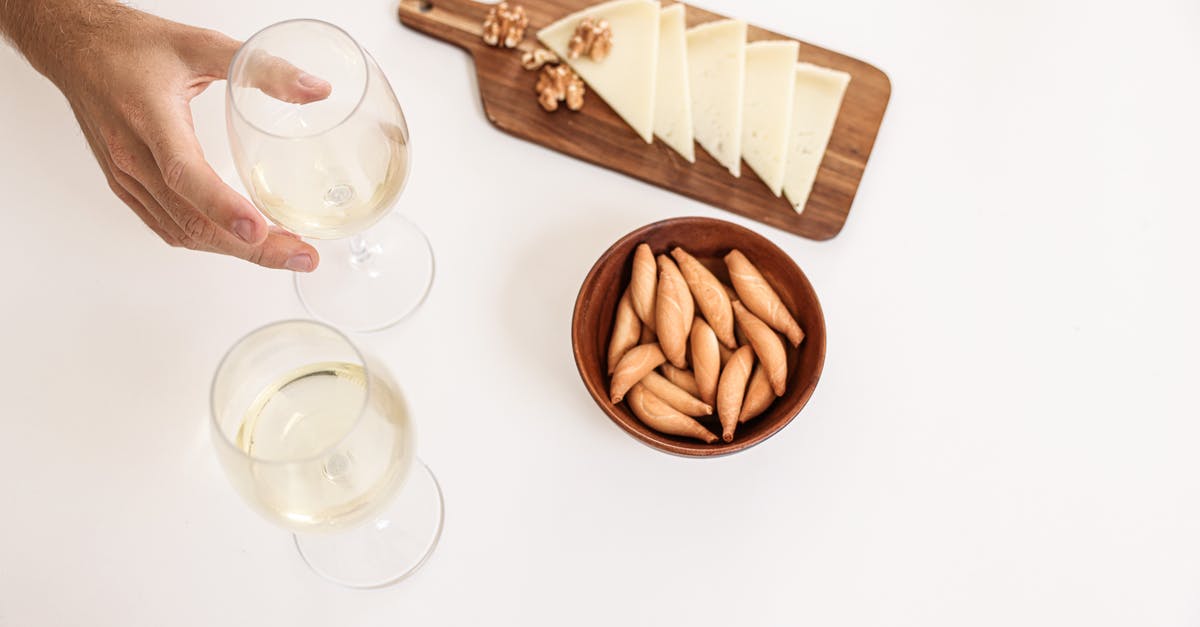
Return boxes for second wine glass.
[211,319,444,587]
[226,19,433,332]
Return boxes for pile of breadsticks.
[607,244,805,443]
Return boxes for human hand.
[35,4,332,270]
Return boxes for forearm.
[0,0,128,86]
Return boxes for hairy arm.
[1,0,119,85]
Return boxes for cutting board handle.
[398,0,493,51]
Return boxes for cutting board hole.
[418,0,433,12]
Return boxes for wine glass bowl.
[226,19,411,240]
[210,320,414,532]
[226,19,432,332]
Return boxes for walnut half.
[482,2,528,48]
[521,47,559,71]
[567,17,612,61]
[535,65,585,112]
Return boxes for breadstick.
[610,343,666,403]
[717,345,755,442]
[627,383,718,444]
[607,289,641,374]
[738,364,774,423]
[655,255,694,369]
[732,301,787,396]
[660,363,701,397]
[690,318,720,406]
[638,324,656,345]
[670,247,736,349]
[629,243,657,330]
[725,249,804,347]
[640,371,712,417]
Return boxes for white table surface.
[3,0,1199,624]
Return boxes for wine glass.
[226,20,433,332]
[210,319,444,587]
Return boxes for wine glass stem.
[349,234,375,266]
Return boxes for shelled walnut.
[535,65,585,112]
[521,48,559,70]
[482,2,528,48]
[567,17,612,61]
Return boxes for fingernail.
[286,254,313,272]
[297,73,327,89]
[232,219,256,243]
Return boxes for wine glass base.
[294,460,445,589]
[295,214,434,333]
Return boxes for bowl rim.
[570,216,827,458]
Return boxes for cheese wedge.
[686,19,746,177]
[538,0,661,143]
[653,4,694,162]
[783,63,850,212]
[741,41,798,196]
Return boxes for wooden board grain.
[398,0,890,240]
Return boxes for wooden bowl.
[571,217,827,457]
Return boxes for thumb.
[187,29,332,104]
[240,49,334,105]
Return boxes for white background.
[2,0,1199,624]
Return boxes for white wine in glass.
[227,20,433,332]
[244,128,410,240]
[211,320,444,587]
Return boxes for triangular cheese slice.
[783,62,850,213]
[686,19,746,177]
[538,0,660,143]
[741,41,798,196]
[652,4,694,162]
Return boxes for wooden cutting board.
[397,0,890,240]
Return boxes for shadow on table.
[495,205,648,433]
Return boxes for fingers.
[136,100,269,246]
[222,229,320,271]
[104,122,318,271]
[103,166,175,245]
[269,225,302,240]
[108,175,175,245]
[114,135,240,251]
[184,29,332,104]
[152,186,318,271]
[74,111,185,246]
